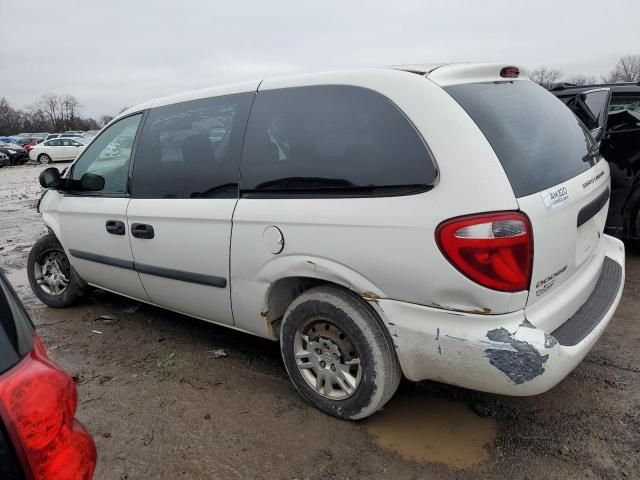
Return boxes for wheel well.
[267,276,379,336]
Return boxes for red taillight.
[436,212,533,292]
[0,335,96,480]
[500,66,520,78]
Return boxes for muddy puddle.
[365,390,497,469]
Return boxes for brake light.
[436,212,533,292]
[0,334,96,480]
[500,66,520,78]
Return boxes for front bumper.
[372,235,625,396]
[7,152,28,164]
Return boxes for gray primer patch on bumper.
[485,328,549,384]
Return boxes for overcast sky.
[1,0,638,119]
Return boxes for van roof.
[117,62,526,119]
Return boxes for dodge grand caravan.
[30,63,625,420]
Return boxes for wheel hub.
[294,320,362,400]
[35,251,70,296]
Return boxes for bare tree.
[28,93,64,131]
[0,98,25,136]
[528,67,563,89]
[60,94,81,130]
[99,114,114,127]
[603,54,640,83]
[564,74,598,86]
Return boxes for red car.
[18,138,42,154]
[0,273,96,479]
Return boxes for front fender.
[38,190,64,242]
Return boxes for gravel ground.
[1,163,639,480]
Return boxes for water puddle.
[365,390,497,469]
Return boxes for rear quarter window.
[240,85,436,195]
[0,275,34,375]
[446,81,598,198]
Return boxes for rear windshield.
[446,81,598,197]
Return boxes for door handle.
[105,220,126,235]
[131,223,155,239]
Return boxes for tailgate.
[444,78,613,330]
[518,161,610,331]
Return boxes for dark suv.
[552,82,640,239]
[0,272,96,479]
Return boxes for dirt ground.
[1,163,639,480]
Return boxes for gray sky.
[1,0,638,119]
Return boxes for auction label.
[541,184,569,212]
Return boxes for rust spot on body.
[260,310,268,318]
[361,291,382,301]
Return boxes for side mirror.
[39,167,61,189]
[80,173,105,191]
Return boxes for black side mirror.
[80,173,105,191]
[39,167,61,189]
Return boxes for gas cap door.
[263,225,284,254]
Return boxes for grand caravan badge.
[541,184,569,212]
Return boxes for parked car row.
[0,131,100,166]
[33,63,625,421]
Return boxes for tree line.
[529,54,640,89]
[0,93,115,136]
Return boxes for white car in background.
[29,137,87,164]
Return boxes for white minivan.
[30,63,625,419]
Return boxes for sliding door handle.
[131,223,155,239]
[105,220,125,235]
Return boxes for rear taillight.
[0,334,96,480]
[436,212,533,292]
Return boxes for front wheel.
[27,234,83,308]
[38,153,52,164]
[280,286,401,420]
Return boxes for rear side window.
[446,81,598,198]
[132,93,253,199]
[240,85,435,195]
[0,275,33,375]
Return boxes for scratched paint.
[365,391,497,469]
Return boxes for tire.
[280,285,401,420]
[27,234,83,308]
[38,153,52,164]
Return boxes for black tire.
[280,285,401,420]
[27,234,83,308]
[38,153,52,165]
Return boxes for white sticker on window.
[541,185,569,211]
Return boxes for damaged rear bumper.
[372,238,625,396]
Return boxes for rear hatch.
[445,79,610,331]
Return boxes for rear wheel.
[38,153,52,164]
[280,286,401,420]
[27,234,83,308]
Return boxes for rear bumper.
[373,234,625,395]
